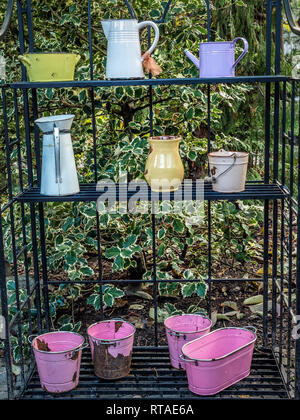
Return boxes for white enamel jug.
[35,114,80,196]
[101,19,160,79]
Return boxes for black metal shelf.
[20,347,288,400]
[9,75,290,89]
[16,181,287,203]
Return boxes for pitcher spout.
[101,20,111,39]
[184,49,200,69]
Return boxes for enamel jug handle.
[232,37,248,68]
[53,125,62,184]
[137,21,160,59]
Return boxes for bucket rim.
[164,313,212,335]
[31,330,85,355]
[208,150,249,159]
[87,319,136,343]
[181,326,257,362]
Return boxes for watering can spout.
[101,20,111,39]
[184,49,200,69]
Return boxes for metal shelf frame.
[0,0,299,401]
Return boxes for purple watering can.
[184,37,248,77]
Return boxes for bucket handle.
[207,150,237,184]
[28,334,38,344]
[70,342,89,359]
[179,353,198,366]
[243,325,257,335]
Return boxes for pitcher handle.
[232,37,248,68]
[53,125,62,184]
[137,21,160,59]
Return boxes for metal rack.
[0,0,300,400]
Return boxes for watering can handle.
[0,0,14,41]
[232,37,248,68]
[53,125,62,184]
[137,21,160,59]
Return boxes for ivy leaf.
[108,287,124,298]
[196,282,207,298]
[105,247,120,258]
[181,283,196,298]
[158,243,166,257]
[121,248,133,258]
[65,251,77,266]
[79,266,94,276]
[186,107,195,120]
[158,228,166,240]
[124,235,138,248]
[173,219,185,233]
[62,217,74,232]
[103,292,114,307]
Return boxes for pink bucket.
[164,314,212,370]
[181,326,257,395]
[87,319,135,380]
[30,331,87,394]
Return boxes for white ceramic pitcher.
[101,19,160,79]
[35,114,80,196]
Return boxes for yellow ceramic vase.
[144,136,184,192]
[18,53,81,82]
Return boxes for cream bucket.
[207,149,249,193]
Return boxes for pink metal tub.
[30,331,87,394]
[164,314,212,370]
[180,326,257,395]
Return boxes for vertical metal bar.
[274,0,281,75]
[290,81,295,197]
[279,82,287,366]
[38,204,50,330]
[13,90,33,335]
[16,0,26,81]
[287,81,296,390]
[271,0,281,347]
[152,210,158,347]
[206,0,210,42]
[26,0,34,51]
[88,1,104,320]
[88,0,94,82]
[146,24,157,347]
[2,87,26,387]
[31,89,41,186]
[206,0,212,317]
[0,207,14,399]
[262,0,273,346]
[295,81,300,400]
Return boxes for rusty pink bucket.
[87,319,135,380]
[29,331,87,394]
[180,326,257,395]
[164,314,212,370]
